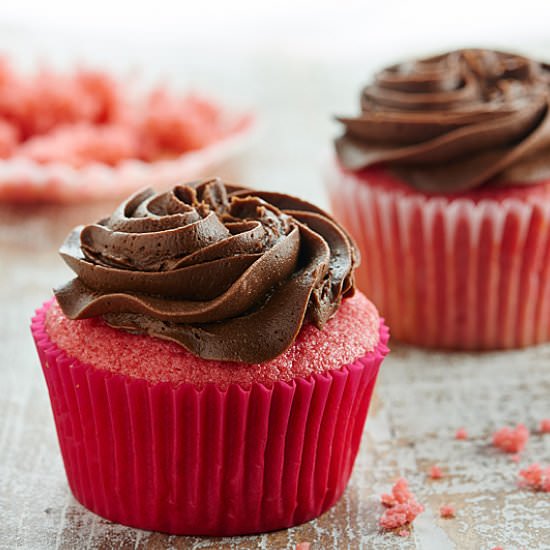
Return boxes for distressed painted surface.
[1,203,549,550]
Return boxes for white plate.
[0,113,256,204]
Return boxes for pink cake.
[0,59,253,203]
[43,291,380,388]
[492,424,530,454]
[31,178,389,535]
[329,48,550,349]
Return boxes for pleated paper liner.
[327,161,550,349]
[0,114,255,204]
[31,302,389,536]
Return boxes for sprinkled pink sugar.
[539,419,550,434]
[518,463,550,492]
[44,292,382,388]
[492,424,529,454]
[295,544,311,550]
[379,478,424,534]
[429,465,444,480]
[455,427,468,440]
[439,505,455,519]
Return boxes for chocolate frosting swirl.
[336,49,550,192]
[55,178,358,363]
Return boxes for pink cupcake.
[31,178,389,535]
[0,59,253,203]
[328,48,550,349]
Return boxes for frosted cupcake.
[328,48,550,349]
[32,178,389,535]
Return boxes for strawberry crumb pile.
[492,424,529,454]
[439,505,456,519]
[518,463,550,492]
[0,58,233,167]
[377,420,549,540]
[379,478,424,536]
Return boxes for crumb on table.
[492,424,529,454]
[455,427,468,440]
[439,504,455,519]
[379,478,424,535]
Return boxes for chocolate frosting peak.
[55,179,358,363]
[336,49,550,192]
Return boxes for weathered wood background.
[0,27,549,550]
[2,191,549,550]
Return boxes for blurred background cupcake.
[328,49,550,350]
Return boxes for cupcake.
[0,58,253,203]
[31,178,389,535]
[329,48,550,349]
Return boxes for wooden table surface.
[1,191,550,550]
[0,33,549,549]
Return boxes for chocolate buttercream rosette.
[54,178,358,363]
[336,48,550,192]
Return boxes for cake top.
[45,292,381,388]
[55,178,358,363]
[336,48,550,193]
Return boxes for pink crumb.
[439,505,455,519]
[397,529,410,537]
[491,547,504,550]
[518,463,550,492]
[391,477,414,504]
[455,427,468,440]
[510,454,521,464]
[0,119,18,157]
[380,501,424,530]
[295,544,311,550]
[492,424,529,454]
[20,123,138,167]
[380,493,396,507]
[379,478,424,534]
[139,91,227,160]
[539,419,550,434]
[429,465,444,479]
[0,58,239,170]
[44,292,382,389]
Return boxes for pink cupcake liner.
[327,161,550,349]
[0,114,255,204]
[31,302,389,535]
